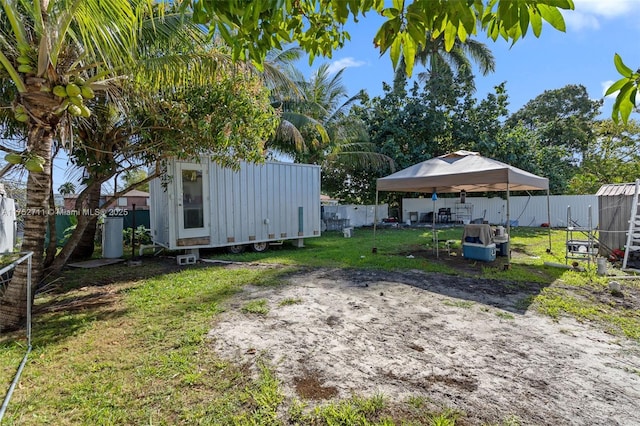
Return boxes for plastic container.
[496,241,509,257]
[463,243,496,262]
[597,257,607,276]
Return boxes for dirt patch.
[293,369,339,400]
[208,267,640,425]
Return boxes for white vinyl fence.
[322,204,389,228]
[402,195,598,228]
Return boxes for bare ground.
[208,267,640,425]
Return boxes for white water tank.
[102,216,123,258]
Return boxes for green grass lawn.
[1,226,638,425]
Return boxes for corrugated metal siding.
[598,194,637,254]
[208,160,320,247]
[597,181,639,254]
[149,170,170,246]
[596,183,637,196]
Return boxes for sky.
[49,0,640,191]
[295,0,640,117]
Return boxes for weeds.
[242,299,270,315]
[495,311,515,320]
[279,297,303,306]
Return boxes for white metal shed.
[149,158,321,252]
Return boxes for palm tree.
[394,33,495,91]
[0,0,154,330]
[58,182,76,196]
[269,63,392,170]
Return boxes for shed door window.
[182,169,204,229]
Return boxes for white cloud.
[563,12,600,30]
[601,80,617,98]
[564,0,637,31]
[572,0,634,18]
[326,57,367,75]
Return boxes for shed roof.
[595,182,638,197]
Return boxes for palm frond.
[268,119,306,155]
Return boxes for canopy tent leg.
[432,191,438,258]
[506,184,511,266]
[372,190,378,253]
[546,188,552,253]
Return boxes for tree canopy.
[181,0,574,76]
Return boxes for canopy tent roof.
[377,150,549,193]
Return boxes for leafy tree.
[269,63,392,199]
[365,66,483,173]
[569,120,640,194]
[58,37,293,266]
[50,70,277,271]
[505,84,602,156]
[184,0,574,78]
[122,169,150,193]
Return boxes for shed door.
[177,162,210,239]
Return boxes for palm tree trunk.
[0,127,52,331]
[70,183,102,260]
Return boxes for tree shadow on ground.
[323,248,567,315]
[0,257,197,349]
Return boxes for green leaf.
[457,19,469,42]
[538,4,566,32]
[334,0,349,21]
[407,21,426,47]
[374,18,400,53]
[392,0,404,12]
[519,3,530,38]
[614,81,636,123]
[530,8,542,37]
[605,77,628,97]
[458,2,477,35]
[402,32,416,78]
[389,33,402,70]
[382,8,399,18]
[443,21,457,51]
[613,53,634,78]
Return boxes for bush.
[123,225,151,246]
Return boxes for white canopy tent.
[374,151,551,263]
